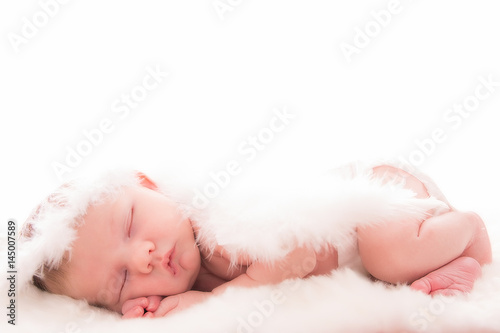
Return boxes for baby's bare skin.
[190,166,491,298]
[54,166,491,318]
[124,165,491,318]
[191,239,339,293]
[358,166,491,295]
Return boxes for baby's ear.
[135,172,158,191]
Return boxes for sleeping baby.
[19,163,492,319]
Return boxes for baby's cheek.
[180,247,201,271]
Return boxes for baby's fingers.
[153,295,180,317]
[122,305,146,319]
[122,297,148,315]
[145,296,163,312]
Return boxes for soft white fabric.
[4,240,500,333]
[189,162,446,267]
[2,163,499,333]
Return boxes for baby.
[22,165,492,319]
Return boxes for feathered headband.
[17,170,142,291]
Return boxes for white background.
[1,0,499,229]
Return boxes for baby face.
[63,184,201,313]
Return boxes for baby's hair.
[32,262,69,294]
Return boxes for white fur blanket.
[2,167,500,333]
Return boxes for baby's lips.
[161,247,177,275]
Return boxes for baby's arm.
[217,245,316,292]
[145,246,317,318]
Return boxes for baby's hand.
[121,295,163,319]
[153,291,210,317]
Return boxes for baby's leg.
[409,211,492,295]
[359,212,490,284]
[357,166,492,295]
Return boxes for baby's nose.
[130,241,155,274]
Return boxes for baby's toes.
[410,278,432,294]
[410,257,482,295]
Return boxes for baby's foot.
[410,257,481,296]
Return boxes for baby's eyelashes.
[126,207,134,238]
